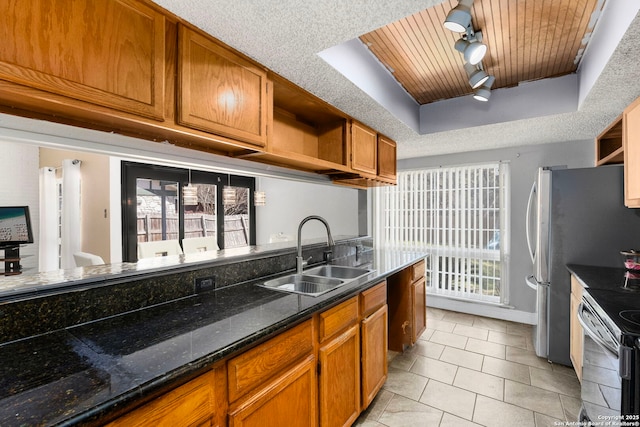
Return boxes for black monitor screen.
[0,206,34,246]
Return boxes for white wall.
[40,148,112,263]
[0,141,39,272]
[398,139,595,321]
[256,177,360,245]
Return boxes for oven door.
[578,301,623,419]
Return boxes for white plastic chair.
[137,240,184,258]
[73,252,105,267]
[182,236,219,254]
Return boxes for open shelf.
[596,115,623,166]
[235,73,351,175]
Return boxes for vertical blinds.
[375,163,509,303]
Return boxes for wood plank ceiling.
[359,0,603,105]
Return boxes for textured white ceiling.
[152,0,640,159]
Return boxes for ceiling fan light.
[443,0,474,32]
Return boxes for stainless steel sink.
[260,274,345,297]
[257,265,374,297]
[303,265,373,280]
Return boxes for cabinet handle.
[401,321,410,335]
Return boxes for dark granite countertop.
[566,264,629,290]
[0,247,428,427]
[567,264,640,337]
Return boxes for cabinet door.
[178,26,268,147]
[624,98,640,207]
[377,135,397,183]
[361,304,388,410]
[570,276,584,381]
[318,324,360,427]
[411,277,427,344]
[0,0,165,120]
[350,121,377,177]
[229,356,317,427]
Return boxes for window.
[374,162,510,303]
[121,162,256,261]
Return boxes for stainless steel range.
[578,288,640,420]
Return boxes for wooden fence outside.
[137,214,249,247]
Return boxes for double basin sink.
[258,265,374,297]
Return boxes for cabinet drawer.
[227,319,314,403]
[319,296,359,343]
[411,259,426,282]
[360,281,387,318]
[105,368,217,427]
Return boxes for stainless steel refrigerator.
[526,165,640,366]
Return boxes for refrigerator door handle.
[526,275,538,291]
[525,179,537,264]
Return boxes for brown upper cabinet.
[377,135,397,183]
[0,0,396,185]
[0,0,166,120]
[178,25,269,148]
[331,125,398,188]
[596,96,640,207]
[624,97,640,207]
[350,121,378,179]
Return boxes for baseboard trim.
[428,294,537,325]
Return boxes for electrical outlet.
[195,276,216,293]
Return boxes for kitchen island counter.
[0,246,427,426]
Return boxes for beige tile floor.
[355,307,582,427]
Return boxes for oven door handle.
[577,302,619,357]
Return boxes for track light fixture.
[443,0,473,32]
[455,30,487,65]
[473,76,495,102]
[444,0,494,101]
[464,63,489,89]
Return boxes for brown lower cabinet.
[388,259,427,352]
[228,356,318,427]
[360,282,388,410]
[104,281,393,427]
[318,297,361,427]
[104,363,227,427]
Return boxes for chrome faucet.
[297,215,334,274]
